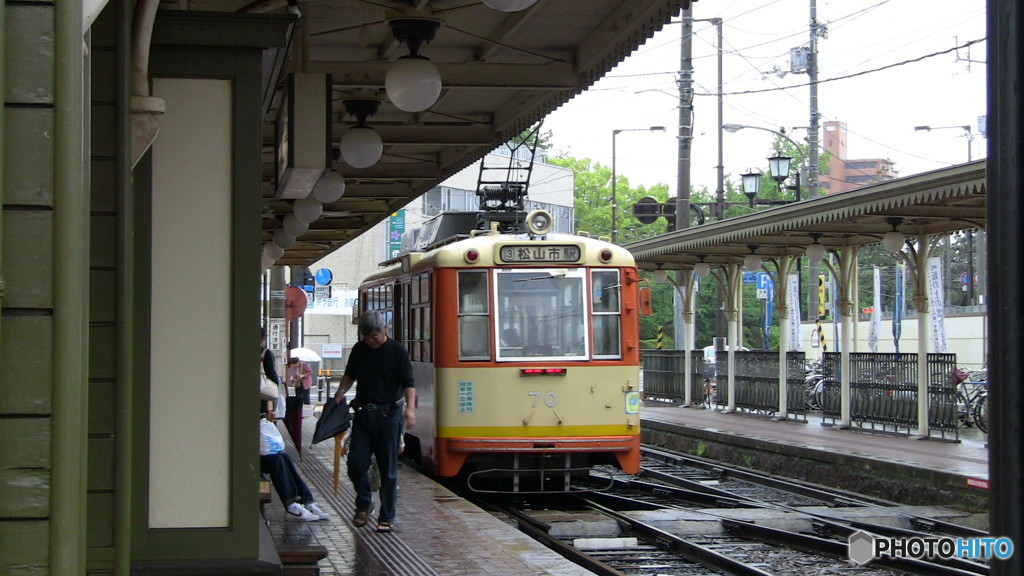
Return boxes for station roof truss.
[625,160,987,271]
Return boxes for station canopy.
[624,161,986,270]
[165,0,693,266]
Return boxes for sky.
[541,0,988,195]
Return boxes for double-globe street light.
[612,125,666,243]
[723,123,804,206]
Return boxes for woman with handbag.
[261,327,285,417]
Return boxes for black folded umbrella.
[311,398,351,446]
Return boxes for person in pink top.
[287,354,314,405]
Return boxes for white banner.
[868,266,881,352]
[926,256,949,352]
[787,274,803,351]
[305,288,359,316]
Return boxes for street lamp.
[914,125,974,161]
[740,169,761,207]
[723,123,804,203]
[611,125,665,243]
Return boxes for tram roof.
[624,160,987,270]
[163,0,692,266]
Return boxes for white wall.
[799,313,989,370]
[149,78,232,528]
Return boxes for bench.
[260,481,328,576]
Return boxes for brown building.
[821,120,899,194]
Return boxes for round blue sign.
[315,268,333,286]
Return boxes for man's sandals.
[352,508,371,528]
[376,520,394,533]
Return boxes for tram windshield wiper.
[513,269,568,282]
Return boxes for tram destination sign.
[499,244,582,263]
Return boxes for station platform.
[640,402,991,515]
[282,405,599,576]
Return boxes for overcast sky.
[541,0,988,195]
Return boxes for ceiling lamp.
[263,241,284,261]
[482,0,539,11]
[743,245,762,271]
[805,233,826,262]
[340,99,383,168]
[293,198,323,224]
[272,229,295,250]
[261,252,275,272]
[386,18,443,112]
[282,213,308,237]
[882,217,906,253]
[311,170,346,203]
[652,268,668,284]
[693,262,711,278]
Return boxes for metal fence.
[728,351,807,419]
[641,349,807,417]
[820,352,959,437]
[640,350,712,406]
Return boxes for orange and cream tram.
[358,210,649,491]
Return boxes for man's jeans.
[347,404,402,522]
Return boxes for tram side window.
[458,270,489,360]
[592,270,622,359]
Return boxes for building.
[821,121,899,194]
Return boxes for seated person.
[261,414,329,522]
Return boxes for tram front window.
[495,269,586,361]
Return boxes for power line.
[695,37,985,97]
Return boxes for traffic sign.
[315,268,333,285]
[960,272,971,286]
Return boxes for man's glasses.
[362,332,383,342]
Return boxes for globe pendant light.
[805,242,826,262]
[386,56,442,112]
[282,213,308,237]
[272,228,296,250]
[482,0,539,11]
[693,262,711,278]
[293,198,322,224]
[882,217,906,253]
[340,99,383,169]
[386,17,443,113]
[311,170,346,203]
[263,241,284,261]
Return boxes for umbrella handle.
[333,435,342,497]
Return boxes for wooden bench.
[260,481,328,576]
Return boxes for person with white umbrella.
[287,352,315,405]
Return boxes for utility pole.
[675,8,693,232]
[807,0,824,323]
[674,8,694,351]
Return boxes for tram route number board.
[499,244,582,263]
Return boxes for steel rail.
[643,446,989,538]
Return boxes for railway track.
[452,447,990,575]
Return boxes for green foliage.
[546,156,671,242]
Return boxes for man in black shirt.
[334,311,416,533]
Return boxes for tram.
[357,208,650,491]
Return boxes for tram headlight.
[464,248,480,263]
[525,209,554,236]
[599,248,613,263]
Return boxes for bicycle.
[953,368,988,431]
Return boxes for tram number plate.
[499,244,581,263]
